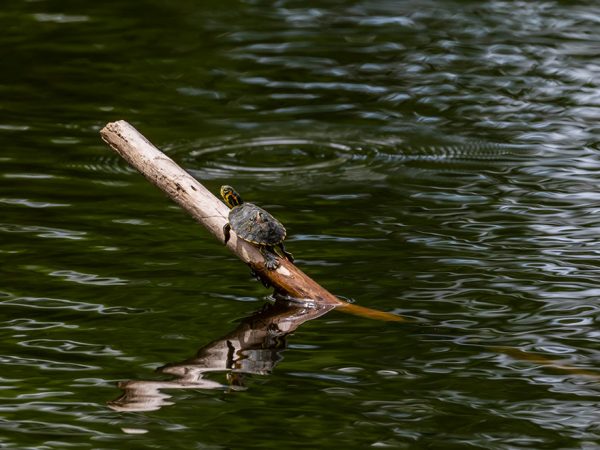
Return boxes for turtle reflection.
[108,300,333,412]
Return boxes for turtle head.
[220,185,243,208]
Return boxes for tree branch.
[100,120,404,321]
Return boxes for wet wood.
[100,120,403,321]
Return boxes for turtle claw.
[265,259,280,270]
[260,247,280,270]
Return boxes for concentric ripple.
[180,137,352,181]
[174,135,522,188]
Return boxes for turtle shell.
[228,203,286,245]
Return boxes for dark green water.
[2,1,600,448]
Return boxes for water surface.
[1,1,600,448]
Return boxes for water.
[2,0,600,448]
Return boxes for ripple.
[3,0,600,447]
[0,418,103,441]
[3,173,55,179]
[32,13,90,23]
[1,296,146,315]
[502,400,600,438]
[69,153,136,175]
[0,355,98,371]
[0,198,69,208]
[293,234,383,242]
[0,124,30,131]
[240,76,389,95]
[288,371,361,384]
[185,137,352,177]
[176,135,521,190]
[49,270,128,286]
[19,339,122,357]
[0,223,86,240]
[0,319,78,331]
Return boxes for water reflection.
[108,292,598,414]
[108,300,335,412]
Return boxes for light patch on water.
[0,223,87,240]
[177,86,224,99]
[0,124,30,131]
[293,234,384,242]
[50,137,82,145]
[3,173,56,179]
[1,296,145,315]
[121,428,149,434]
[0,198,69,208]
[49,270,128,286]
[0,355,98,371]
[322,387,357,396]
[0,318,78,331]
[19,339,122,357]
[210,293,260,303]
[112,218,150,226]
[32,13,90,23]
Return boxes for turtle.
[220,185,294,270]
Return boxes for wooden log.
[100,120,404,322]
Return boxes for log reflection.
[108,300,335,412]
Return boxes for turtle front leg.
[223,223,231,245]
[260,246,280,270]
[278,243,294,263]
